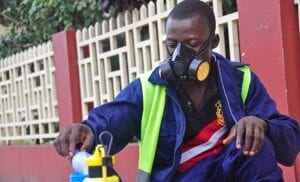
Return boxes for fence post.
[237,0,300,181]
[52,30,82,129]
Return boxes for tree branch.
[0,12,32,30]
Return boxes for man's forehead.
[167,15,209,27]
[166,16,210,32]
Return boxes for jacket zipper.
[164,87,186,181]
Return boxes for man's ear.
[211,34,220,49]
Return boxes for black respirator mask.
[159,43,211,86]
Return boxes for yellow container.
[85,145,119,182]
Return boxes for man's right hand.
[53,123,95,158]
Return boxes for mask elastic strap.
[196,32,215,56]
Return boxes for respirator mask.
[159,42,211,86]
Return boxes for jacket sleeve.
[245,72,300,166]
[82,79,143,155]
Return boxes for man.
[54,0,300,181]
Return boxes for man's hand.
[53,123,94,158]
[223,116,268,156]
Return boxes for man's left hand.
[223,116,268,156]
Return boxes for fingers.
[80,132,94,151]
[53,124,95,158]
[241,122,253,155]
[249,126,265,156]
[79,125,94,151]
[235,123,244,150]
[234,116,267,156]
[53,126,72,157]
[53,137,64,156]
[68,125,81,157]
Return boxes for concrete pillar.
[52,30,82,129]
[237,0,300,181]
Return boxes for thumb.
[222,127,236,145]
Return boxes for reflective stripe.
[237,66,251,104]
[138,71,166,176]
[180,127,227,164]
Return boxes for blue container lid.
[69,172,88,182]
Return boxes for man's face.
[166,16,213,61]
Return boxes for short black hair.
[168,0,216,34]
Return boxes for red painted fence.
[0,144,138,182]
[0,144,298,182]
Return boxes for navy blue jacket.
[84,53,300,180]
